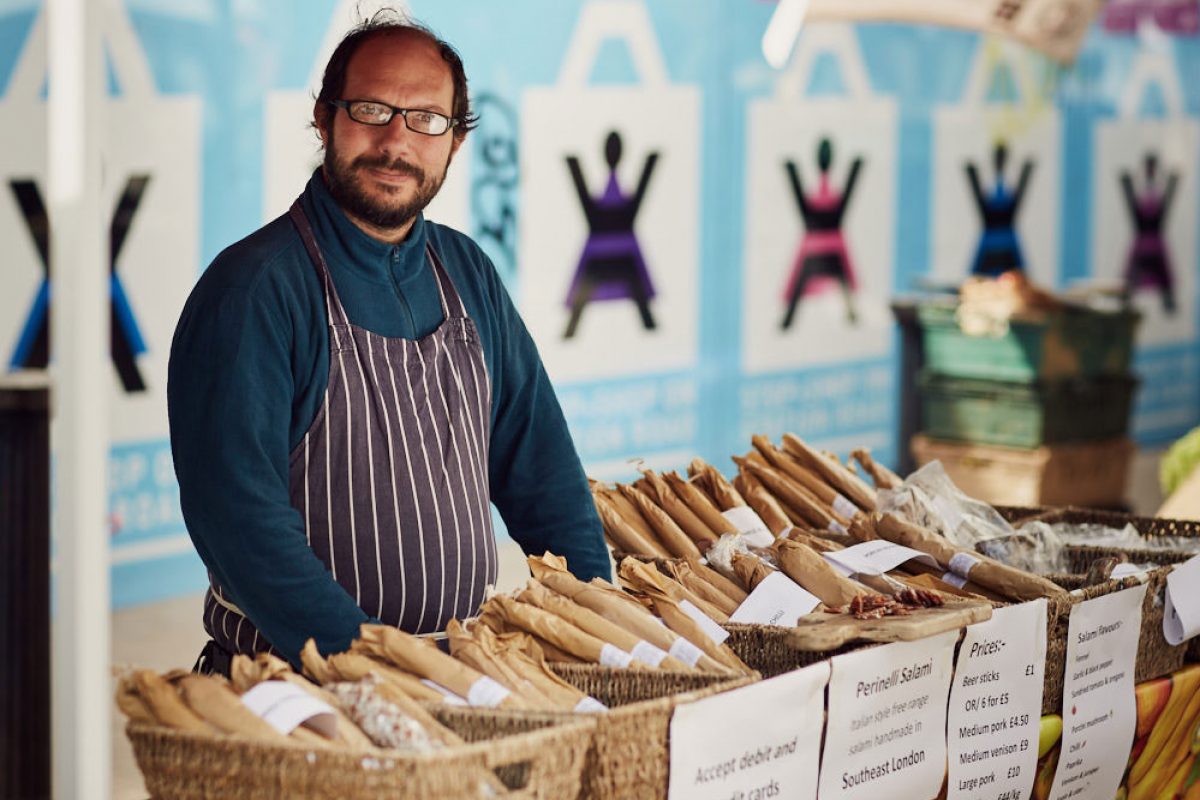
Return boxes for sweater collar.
[299,168,429,286]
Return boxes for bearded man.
[167,12,609,675]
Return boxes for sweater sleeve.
[481,261,612,583]
[167,269,368,665]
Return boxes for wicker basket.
[126,704,595,799]
[723,623,873,678]
[547,663,758,800]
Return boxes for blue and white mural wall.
[1,0,1198,606]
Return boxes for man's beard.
[322,143,448,230]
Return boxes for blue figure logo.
[8,175,152,392]
[562,131,659,339]
[965,142,1035,277]
[1121,152,1179,313]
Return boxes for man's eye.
[357,103,387,117]
[410,111,435,124]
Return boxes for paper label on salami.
[949,552,981,579]
[574,697,609,713]
[832,495,859,520]
[669,636,705,666]
[679,599,731,645]
[599,642,635,668]
[722,506,775,547]
[823,541,939,577]
[1110,562,1146,580]
[828,521,849,535]
[942,572,969,589]
[421,679,469,705]
[729,571,821,627]
[631,639,670,667]
[1163,555,1200,645]
[241,681,337,736]
[466,676,512,708]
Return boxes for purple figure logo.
[1121,152,1179,313]
[965,141,1035,277]
[1103,0,1199,34]
[781,137,863,329]
[562,131,659,339]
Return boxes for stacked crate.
[910,302,1140,508]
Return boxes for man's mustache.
[352,155,426,183]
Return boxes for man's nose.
[376,116,418,156]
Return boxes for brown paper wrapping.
[752,436,846,511]
[176,675,287,741]
[478,626,590,709]
[685,556,749,604]
[484,595,630,667]
[688,458,747,511]
[636,471,718,547]
[594,490,671,557]
[733,471,794,535]
[619,483,703,559]
[519,580,688,669]
[595,483,659,544]
[617,557,730,623]
[850,448,903,490]
[773,538,867,608]
[663,471,738,535]
[527,554,728,673]
[875,513,1065,602]
[781,433,877,511]
[665,561,740,616]
[131,670,217,735]
[445,620,548,708]
[736,456,839,530]
[325,651,448,704]
[357,624,521,707]
[730,552,775,592]
[649,595,749,675]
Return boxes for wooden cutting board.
[784,598,993,651]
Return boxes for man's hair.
[313,9,479,143]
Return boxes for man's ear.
[448,134,465,164]
[313,101,329,147]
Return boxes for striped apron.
[197,202,497,668]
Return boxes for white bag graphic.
[743,23,897,372]
[1092,49,1198,347]
[519,0,700,382]
[261,0,470,230]
[931,38,1061,288]
[0,6,201,542]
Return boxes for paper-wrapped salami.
[356,625,520,708]
[875,513,1065,602]
[518,580,686,670]
[751,438,855,526]
[733,470,794,536]
[484,595,637,668]
[731,552,776,592]
[618,483,703,559]
[735,456,839,530]
[592,481,659,544]
[129,670,217,735]
[664,560,740,616]
[617,557,730,623]
[851,448,903,490]
[688,458,747,511]
[175,674,288,741]
[663,471,738,536]
[644,594,751,675]
[325,651,448,704]
[636,470,718,547]
[781,433,877,512]
[480,626,599,710]
[685,556,749,604]
[594,490,671,557]
[773,538,867,608]
[446,620,551,708]
[527,554,731,673]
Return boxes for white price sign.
[819,631,958,800]
[948,601,1048,800]
[669,662,829,800]
[1048,585,1146,800]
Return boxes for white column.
[49,0,111,796]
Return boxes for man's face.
[318,31,461,237]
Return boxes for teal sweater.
[168,171,609,662]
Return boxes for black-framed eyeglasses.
[328,99,457,136]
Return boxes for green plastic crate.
[917,303,1139,381]
[918,372,1138,448]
